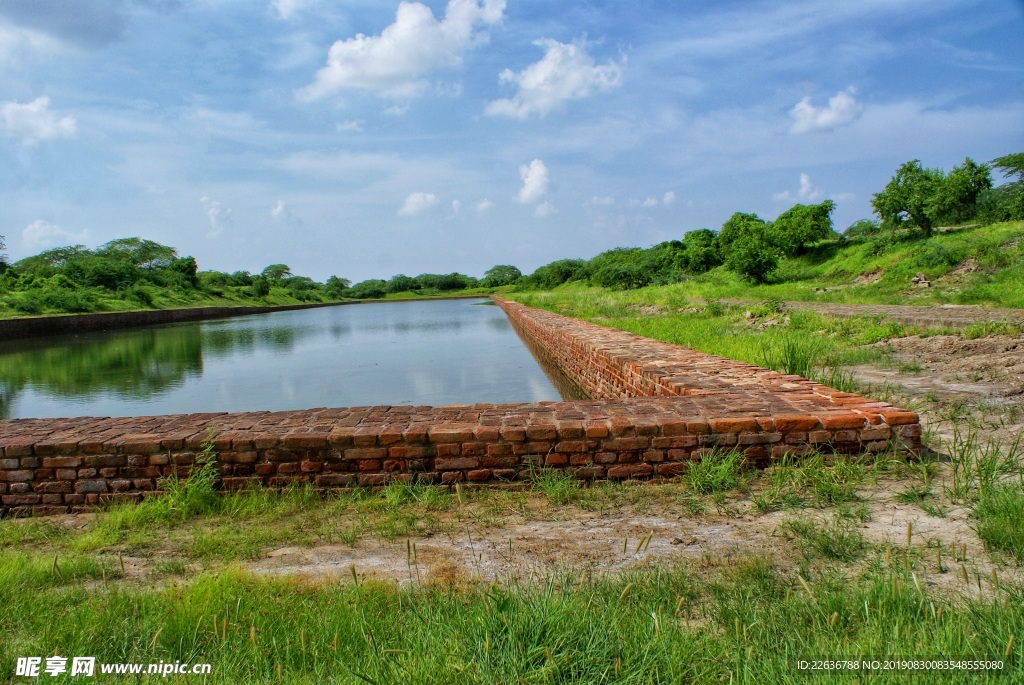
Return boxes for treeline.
[518,151,1024,290]
[0,237,505,315]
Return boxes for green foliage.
[346,279,388,299]
[481,264,522,287]
[872,159,944,236]
[386,274,421,293]
[260,264,292,282]
[844,218,881,239]
[523,258,588,289]
[250,276,270,298]
[681,229,722,272]
[324,275,351,298]
[770,199,836,256]
[719,213,779,283]
[873,158,993,236]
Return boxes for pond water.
[0,299,568,419]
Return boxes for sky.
[1,0,1023,282]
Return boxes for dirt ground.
[236,327,1024,591]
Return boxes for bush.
[590,263,651,290]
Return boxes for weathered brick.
[74,480,109,494]
[435,457,479,470]
[607,464,654,479]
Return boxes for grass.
[2,431,1022,682]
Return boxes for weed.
[780,515,866,561]
[686,450,748,494]
[974,485,1024,563]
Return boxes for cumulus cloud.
[641,197,659,208]
[451,199,462,215]
[298,0,505,100]
[586,195,615,207]
[398,191,439,216]
[663,191,676,206]
[790,86,864,134]
[485,37,625,119]
[1,97,76,143]
[517,159,549,204]
[200,196,232,237]
[773,173,823,203]
[21,219,88,251]
[475,199,493,214]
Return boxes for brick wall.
[0,298,921,516]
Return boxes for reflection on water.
[0,299,563,418]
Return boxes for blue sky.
[2,0,1023,282]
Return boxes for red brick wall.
[0,298,920,516]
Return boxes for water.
[0,299,566,419]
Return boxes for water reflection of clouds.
[1,299,563,418]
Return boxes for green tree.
[325,276,351,298]
[770,199,836,256]
[718,213,778,283]
[932,157,991,225]
[97,237,177,270]
[681,229,722,273]
[0,234,6,272]
[871,160,944,237]
[386,274,421,293]
[261,264,292,282]
[168,256,199,287]
[989,151,1024,220]
[481,264,522,287]
[251,276,271,298]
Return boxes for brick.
[343,448,387,461]
[607,464,654,479]
[435,457,479,470]
[429,427,474,443]
[708,418,758,433]
[773,416,821,431]
[467,469,491,482]
[601,437,649,451]
[820,414,868,430]
[74,480,109,494]
[0,470,32,483]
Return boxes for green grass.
[975,486,1024,564]
[779,514,867,562]
[0,553,1018,683]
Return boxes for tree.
[989,151,1024,221]
[261,264,292,282]
[481,264,522,287]
[325,276,351,298]
[681,229,722,273]
[168,256,199,287]
[97,237,177,269]
[931,157,991,225]
[386,274,421,293]
[770,199,836,256]
[871,160,944,237]
[718,213,778,283]
[0,234,6,272]
[251,276,270,298]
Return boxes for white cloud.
[790,86,864,134]
[663,191,676,206]
[271,0,312,20]
[200,196,232,237]
[534,201,554,218]
[1,96,76,143]
[641,197,659,208]
[517,159,549,204]
[586,195,615,207]
[398,191,439,216]
[298,0,505,100]
[485,37,625,119]
[773,173,822,203]
[21,219,88,251]
[271,199,286,219]
[475,198,493,214]
[451,199,461,214]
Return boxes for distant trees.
[872,157,993,237]
[987,151,1024,221]
[719,213,779,284]
[481,264,522,287]
[260,264,292,282]
[770,200,836,256]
